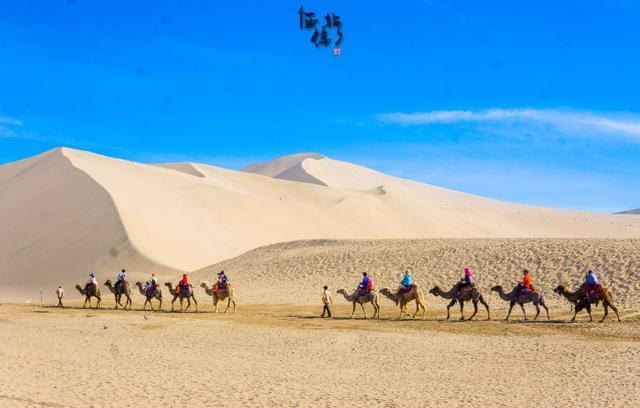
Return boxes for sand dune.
[1,147,639,301]
[194,238,640,309]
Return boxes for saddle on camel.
[397,271,415,295]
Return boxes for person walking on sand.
[321,285,332,318]
[56,285,64,307]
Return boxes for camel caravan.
[73,270,237,313]
[69,267,621,323]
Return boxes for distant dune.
[616,209,640,215]
[1,148,639,301]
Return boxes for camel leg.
[360,303,368,319]
[586,303,593,322]
[373,301,380,319]
[158,298,162,311]
[97,296,101,309]
[533,302,540,320]
[600,302,609,323]
[542,300,550,320]
[184,297,191,311]
[468,300,479,321]
[458,301,465,321]
[192,296,198,312]
[83,297,88,308]
[446,299,456,320]
[519,303,527,321]
[505,302,515,321]
[171,296,177,311]
[480,296,490,320]
[350,302,356,319]
[412,301,420,319]
[607,302,621,322]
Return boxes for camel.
[165,282,198,312]
[491,285,549,321]
[429,285,490,321]
[75,284,101,309]
[135,282,163,311]
[553,284,620,322]
[104,280,132,310]
[200,281,236,313]
[336,288,380,319]
[379,287,426,319]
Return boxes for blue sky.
[1,0,639,212]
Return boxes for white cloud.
[0,114,22,126]
[377,108,640,140]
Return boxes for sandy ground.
[0,301,639,408]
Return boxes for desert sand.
[0,300,638,408]
[1,148,639,301]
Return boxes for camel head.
[336,288,346,295]
[200,281,209,289]
[164,282,173,288]
[429,286,441,296]
[490,285,502,292]
[75,284,83,291]
[104,279,112,287]
[553,285,566,295]
[379,287,390,295]
[135,281,143,288]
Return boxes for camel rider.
[176,274,190,294]
[397,271,413,295]
[116,269,128,291]
[512,269,533,301]
[145,273,158,292]
[583,269,601,298]
[85,273,97,292]
[359,272,373,296]
[217,270,229,291]
[456,267,474,293]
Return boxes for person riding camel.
[85,273,97,292]
[116,269,128,291]
[145,273,158,294]
[512,269,534,301]
[215,270,229,292]
[397,271,414,295]
[358,272,374,297]
[176,273,190,294]
[456,267,474,295]
[582,269,601,299]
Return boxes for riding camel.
[429,285,490,321]
[75,284,101,308]
[379,287,426,319]
[553,284,620,322]
[200,281,236,313]
[336,288,380,319]
[135,282,163,311]
[164,282,198,312]
[491,285,549,321]
[104,279,132,310]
